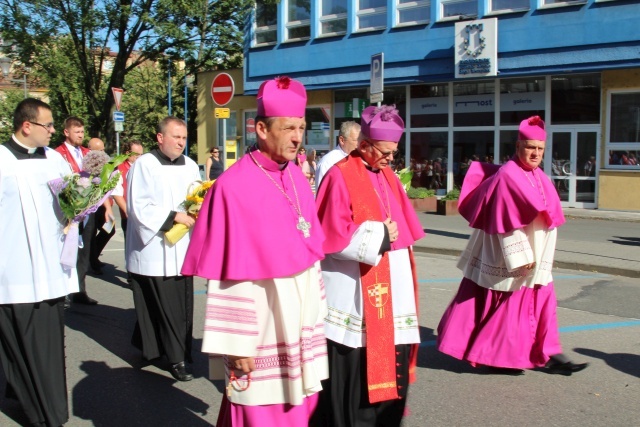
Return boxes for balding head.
[88,138,105,151]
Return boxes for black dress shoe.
[71,293,98,305]
[169,361,194,382]
[545,361,589,376]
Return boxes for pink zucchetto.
[361,105,405,143]
[256,76,307,118]
[518,115,546,141]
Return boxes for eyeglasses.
[369,142,398,158]
[212,151,219,154]
[29,121,55,130]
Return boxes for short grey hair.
[339,121,361,139]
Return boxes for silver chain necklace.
[248,150,311,238]
[520,166,547,207]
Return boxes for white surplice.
[125,153,200,276]
[0,146,79,304]
[321,221,420,349]
[458,214,557,292]
[203,262,329,406]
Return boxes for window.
[550,74,600,125]
[606,90,640,170]
[500,77,545,125]
[357,0,387,31]
[542,0,586,6]
[255,1,277,45]
[286,0,311,41]
[397,0,430,26]
[410,84,449,128]
[440,0,476,20]
[453,81,495,126]
[490,0,529,13]
[320,0,348,36]
[410,132,449,191]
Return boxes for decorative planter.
[436,199,459,216]
[410,197,437,212]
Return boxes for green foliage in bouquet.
[396,168,413,192]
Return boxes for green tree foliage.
[0,90,27,142]
[0,0,252,151]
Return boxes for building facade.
[197,0,640,210]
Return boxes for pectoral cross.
[297,216,311,238]
[226,381,233,397]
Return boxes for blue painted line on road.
[419,320,640,348]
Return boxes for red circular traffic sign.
[246,118,255,133]
[211,73,235,106]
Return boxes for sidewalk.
[413,208,640,278]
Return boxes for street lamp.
[0,57,28,99]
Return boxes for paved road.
[1,229,638,426]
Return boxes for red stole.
[336,153,412,403]
[55,143,89,173]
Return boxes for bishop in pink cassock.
[436,116,589,376]
[182,76,328,426]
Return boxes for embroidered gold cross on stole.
[367,273,390,319]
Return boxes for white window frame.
[254,1,278,47]
[439,0,477,22]
[319,0,348,37]
[396,0,431,27]
[539,0,588,10]
[356,0,387,32]
[285,0,311,42]
[605,88,640,171]
[488,0,530,14]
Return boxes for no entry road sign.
[211,73,235,106]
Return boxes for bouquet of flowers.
[49,151,130,268]
[396,167,413,192]
[165,180,215,245]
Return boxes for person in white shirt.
[315,121,360,190]
[0,98,79,426]
[126,117,200,382]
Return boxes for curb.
[414,246,640,279]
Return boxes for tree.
[0,0,252,151]
[0,90,26,142]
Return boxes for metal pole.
[116,131,120,156]
[222,118,227,171]
[168,60,172,116]
[184,71,188,156]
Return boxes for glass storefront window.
[609,92,640,143]
[410,84,449,128]
[244,111,258,152]
[499,130,518,165]
[453,131,494,187]
[410,132,448,191]
[608,150,640,167]
[500,77,545,125]
[551,74,600,124]
[453,81,495,126]
[305,105,332,150]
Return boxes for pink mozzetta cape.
[458,160,565,235]
[316,155,425,254]
[181,149,325,281]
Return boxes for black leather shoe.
[169,361,193,382]
[71,293,98,305]
[545,361,589,376]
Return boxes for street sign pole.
[112,88,124,155]
[211,73,235,171]
[370,53,384,106]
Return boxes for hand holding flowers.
[165,180,215,245]
[49,151,130,268]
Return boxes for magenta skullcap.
[518,116,546,141]
[256,76,307,117]
[361,105,405,143]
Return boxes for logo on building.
[455,18,498,79]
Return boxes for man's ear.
[255,120,268,140]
